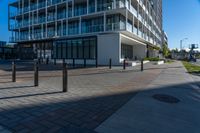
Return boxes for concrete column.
[45,0,48,38]
[55,5,57,36]
[132,16,134,33]
[104,12,106,32]
[66,20,68,35]
[37,0,39,24]
[95,0,97,12]
[137,0,139,35]
[41,24,44,38]
[72,0,74,17]
[22,0,24,13]
[28,0,31,40]
[61,20,63,36]
[66,2,68,18]
[87,0,89,14]
[113,0,116,9]
[22,0,24,27]
[79,17,81,34]
[125,9,128,31]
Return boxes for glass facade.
[53,37,97,59]
[121,44,133,59]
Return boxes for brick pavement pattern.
[0,61,165,133]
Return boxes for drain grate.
[153,94,180,104]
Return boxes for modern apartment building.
[9,0,163,65]
[0,41,6,47]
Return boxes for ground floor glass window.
[121,44,133,59]
[53,37,97,59]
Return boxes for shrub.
[144,57,160,61]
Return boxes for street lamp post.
[180,38,188,50]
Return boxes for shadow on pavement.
[0,85,35,90]
[0,81,199,133]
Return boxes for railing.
[106,22,125,31]
[82,25,104,33]
[68,28,79,35]
[116,0,125,8]
[133,27,137,35]
[130,6,137,16]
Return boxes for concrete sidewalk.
[96,61,200,133]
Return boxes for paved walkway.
[96,61,200,133]
[0,61,163,133]
[0,61,199,133]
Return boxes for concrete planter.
[155,60,164,65]
[126,60,150,67]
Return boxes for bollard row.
[34,60,39,86]
[12,61,16,82]
[63,62,68,92]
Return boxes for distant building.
[162,31,168,46]
[0,43,17,59]
[0,41,6,47]
[9,0,163,65]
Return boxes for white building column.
[113,0,116,9]
[87,0,89,14]
[125,9,128,31]
[61,20,63,36]
[66,19,68,35]
[79,17,82,34]
[45,0,48,38]
[28,0,31,40]
[95,0,97,12]
[55,5,57,36]
[103,12,106,32]
[72,0,74,17]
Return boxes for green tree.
[163,43,169,57]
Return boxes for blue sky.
[163,0,200,49]
[0,0,200,49]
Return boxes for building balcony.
[106,22,125,31]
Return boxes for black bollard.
[73,58,75,68]
[109,58,112,69]
[123,59,126,70]
[34,60,39,86]
[38,58,41,64]
[63,62,68,92]
[141,59,144,71]
[63,59,65,65]
[12,61,16,82]
[96,60,98,68]
[54,59,56,65]
[46,58,49,65]
[84,59,86,68]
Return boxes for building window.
[121,44,133,59]
[67,40,72,58]
[53,37,96,59]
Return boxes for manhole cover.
[153,94,180,104]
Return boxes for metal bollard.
[84,59,86,68]
[34,60,39,87]
[63,62,68,92]
[109,58,112,69]
[63,59,65,65]
[96,60,98,68]
[38,58,41,64]
[123,59,126,70]
[12,61,16,82]
[46,58,49,65]
[73,58,75,68]
[54,59,56,65]
[141,59,144,71]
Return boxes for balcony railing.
[82,25,104,33]
[106,22,125,31]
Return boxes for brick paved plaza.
[0,61,199,133]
